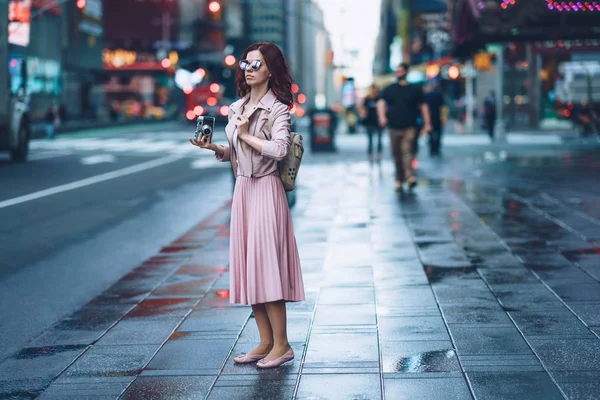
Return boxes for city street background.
[1,0,600,399]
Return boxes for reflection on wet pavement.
[391,350,458,373]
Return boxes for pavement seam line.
[448,190,570,400]
[541,192,600,228]
[399,191,477,400]
[0,154,183,209]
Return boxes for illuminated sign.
[9,0,31,47]
[103,49,164,70]
[103,49,137,68]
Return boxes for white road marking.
[80,154,117,165]
[28,151,72,161]
[189,158,228,169]
[0,155,182,210]
[31,137,203,155]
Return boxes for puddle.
[391,350,458,373]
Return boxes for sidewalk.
[1,148,600,399]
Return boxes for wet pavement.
[1,135,600,399]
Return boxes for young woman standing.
[190,42,304,369]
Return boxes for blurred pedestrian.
[424,82,444,157]
[190,42,304,369]
[483,91,496,140]
[358,84,383,162]
[58,103,68,124]
[44,106,56,139]
[377,63,432,192]
[576,99,599,138]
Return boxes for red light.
[412,159,418,169]
[195,68,206,78]
[76,0,86,9]
[219,105,229,116]
[291,84,299,94]
[208,1,221,12]
[568,102,574,109]
[194,105,204,115]
[216,289,229,298]
[295,107,305,117]
[183,86,193,95]
[450,211,460,218]
[161,58,171,68]
[210,83,220,93]
[224,55,236,66]
[186,110,196,120]
[207,97,218,106]
[297,93,306,104]
[563,109,571,117]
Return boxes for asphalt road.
[0,123,233,360]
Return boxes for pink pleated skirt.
[228,174,305,305]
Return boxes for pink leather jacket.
[216,89,291,178]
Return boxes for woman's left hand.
[235,114,250,136]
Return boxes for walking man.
[377,63,432,192]
[358,84,383,162]
[483,91,496,140]
[424,82,444,157]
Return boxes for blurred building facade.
[374,0,600,132]
[450,0,600,130]
[287,0,336,112]
[6,0,336,123]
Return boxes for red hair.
[235,42,294,109]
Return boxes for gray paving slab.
[121,375,214,400]
[61,345,157,378]
[384,374,472,400]
[296,374,381,400]
[467,371,565,400]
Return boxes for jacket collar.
[230,89,277,115]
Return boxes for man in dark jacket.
[377,63,432,192]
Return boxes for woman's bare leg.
[249,304,274,355]
[263,300,291,360]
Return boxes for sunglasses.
[239,59,262,71]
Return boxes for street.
[0,123,233,362]
[1,124,599,399]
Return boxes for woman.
[190,42,304,369]
[358,84,383,162]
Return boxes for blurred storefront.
[103,0,182,120]
[449,0,600,131]
[8,0,65,121]
[63,0,105,120]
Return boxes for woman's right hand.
[189,135,213,150]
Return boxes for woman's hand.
[189,135,214,150]
[235,114,250,135]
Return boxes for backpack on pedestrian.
[267,112,304,192]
